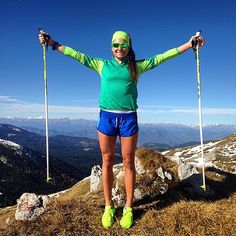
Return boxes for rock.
[165,171,172,180]
[15,193,49,221]
[90,165,102,192]
[5,217,11,224]
[135,158,146,175]
[134,188,142,200]
[159,184,168,194]
[112,148,177,206]
[89,149,178,206]
[112,182,126,206]
[178,163,199,180]
[178,163,214,197]
[157,167,165,180]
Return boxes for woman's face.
[112,38,129,62]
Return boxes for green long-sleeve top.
[62,46,180,111]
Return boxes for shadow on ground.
[132,167,236,221]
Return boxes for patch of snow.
[26,116,44,120]
[0,139,21,149]
[49,189,69,198]
[83,148,94,151]
[195,158,204,165]
[13,128,21,132]
[0,156,8,164]
[174,151,183,157]
[161,150,169,155]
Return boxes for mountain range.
[1,117,236,146]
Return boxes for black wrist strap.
[52,41,61,51]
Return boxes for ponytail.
[127,39,138,83]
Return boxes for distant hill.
[0,124,122,177]
[0,124,122,207]
[139,123,236,146]
[1,117,236,146]
[141,142,172,152]
[142,141,201,152]
[0,139,82,207]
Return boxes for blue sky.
[0,0,236,124]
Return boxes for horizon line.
[0,116,236,127]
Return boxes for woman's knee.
[102,153,114,168]
[122,153,135,169]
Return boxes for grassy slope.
[0,175,236,236]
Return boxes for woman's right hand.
[38,31,62,52]
[38,33,45,44]
[38,31,52,45]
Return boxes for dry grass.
[1,185,236,236]
[139,195,236,236]
[136,148,179,178]
[214,154,236,173]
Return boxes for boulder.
[177,160,214,197]
[15,193,49,221]
[178,162,199,180]
[90,148,178,206]
[90,165,103,192]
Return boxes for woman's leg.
[120,132,138,208]
[98,131,117,206]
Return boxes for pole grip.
[192,30,202,52]
[195,30,201,37]
[38,27,44,34]
[38,27,51,48]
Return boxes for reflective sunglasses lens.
[121,44,129,48]
[112,43,129,49]
[112,43,119,48]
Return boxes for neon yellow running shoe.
[120,206,133,229]
[102,205,116,229]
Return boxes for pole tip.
[200,184,206,191]
[196,30,202,36]
[46,177,52,182]
[38,27,44,34]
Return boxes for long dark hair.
[127,39,138,83]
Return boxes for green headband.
[112,31,130,46]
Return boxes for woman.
[39,30,204,229]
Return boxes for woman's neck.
[114,57,123,64]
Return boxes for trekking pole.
[192,30,206,191]
[39,28,51,182]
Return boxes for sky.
[0,0,236,125]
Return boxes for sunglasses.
[112,43,129,49]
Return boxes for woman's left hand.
[189,35,205,47]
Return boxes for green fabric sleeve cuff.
[61,46,66,53]
[176,47,180,55]
[61,46,70,54]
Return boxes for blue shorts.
[97,110,139,137]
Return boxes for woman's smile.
[112,38,129,62]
